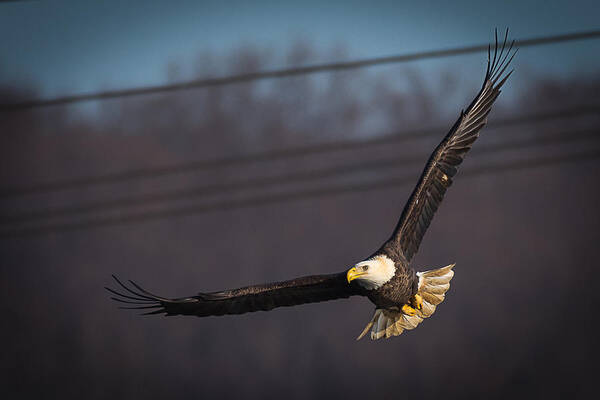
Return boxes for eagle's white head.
[346,254,396,290]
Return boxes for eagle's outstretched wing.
[106,272,356,316]
[383,30,516,263]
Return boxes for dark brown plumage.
[382,32,515,263]
[107,272,359,316]
[107,30,515,339]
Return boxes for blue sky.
[1,0,599,99]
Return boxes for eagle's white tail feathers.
[356,263,455,340]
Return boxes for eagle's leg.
[401,294,423,316]
[411,294,423,310]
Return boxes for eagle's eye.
[362,265,370,271]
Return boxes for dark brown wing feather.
[383,29,516,262]
[106,272,356,317]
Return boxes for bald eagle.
[107,31,516,340]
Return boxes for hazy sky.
[1,0,599,98]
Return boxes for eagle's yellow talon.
[412,293,423,311]
[402,304,417,316]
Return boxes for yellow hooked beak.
[347,267,367,283]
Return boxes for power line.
[2,29,599,111]
[2,127,597,225]
[2,146,598,238]
[2,104,598,199]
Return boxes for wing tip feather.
[107,275,169,316]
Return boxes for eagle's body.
[108,31,516,340]
[360,253,414,307]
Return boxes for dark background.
[1,1,600,399]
